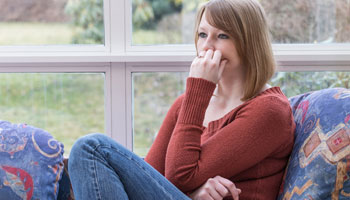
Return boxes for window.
[131,0,350,45]
[0,73,105,156]
[0,0,104,45]
[262,0,350,44]
[132,72,187,156]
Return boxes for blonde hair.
[194,0,276,101]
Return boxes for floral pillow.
[278,88,350,199]
[0,120,64,200]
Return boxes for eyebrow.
[197,26,207,32]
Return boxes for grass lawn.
[0,22,75,45]
[0,73,105,157]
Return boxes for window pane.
[132,0,350,45]
[0,73,105,156]
[271,71,350,97]
[0,0,104,45]
[132,0,207,45]
[132,71,350,156]
[262,0,350,44]
[132,72,187,157]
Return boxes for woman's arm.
[165,79,293,192]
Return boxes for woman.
[68,0,295,199]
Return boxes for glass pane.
[0,0,104,45]
[261,0,350,44]
[132,72,188,157]
[132,0,350,45]
[271,72,350,97]
[132,71,350,156]
[132,0,207,45]
[0,73,105,156]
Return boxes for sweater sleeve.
[165,78,294,192]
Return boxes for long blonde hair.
[194,0,276,101]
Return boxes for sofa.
[1,87,349,200]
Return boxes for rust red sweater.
[145,78,295,199]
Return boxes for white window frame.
[0,0,349,151]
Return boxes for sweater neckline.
[204,86,283,131]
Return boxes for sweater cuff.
[178,77,216,125]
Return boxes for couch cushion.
[278,88,350,199]
[0,120,64,200]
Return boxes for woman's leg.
[68,133,190,200]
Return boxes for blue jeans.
[68,133,191,200]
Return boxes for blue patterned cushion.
[278,88,350,199]
[0,121,64,200]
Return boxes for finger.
[212,50,222,66]
[215,182,229,197]
[208,191,222,200]
[199,51,206,58]
[217,177,240,200]
[204,49,214,60]
[193,55,200,63]
[206,179,223,200]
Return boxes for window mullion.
[110,0,126,54]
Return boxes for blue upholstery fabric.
[278,88,350,199]
[0,121,64,200]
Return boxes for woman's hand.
[189,49,228,84]
[189,176,241,200]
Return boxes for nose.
[202,37,215,51]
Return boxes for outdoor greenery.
[65,0,104,44]
[0,74,105,157]
[0,23,74,45]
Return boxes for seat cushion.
[278,88,350,199]
[0,120,64,200]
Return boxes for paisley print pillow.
[0,120,64,200]
[278,88,350,199]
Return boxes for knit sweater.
[145,77,295,200]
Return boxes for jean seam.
[97,144,183,200]
[91,144,103,200]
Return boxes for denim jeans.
[68,133,191,200]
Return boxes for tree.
[65,0,104,44]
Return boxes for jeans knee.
[69,133,108,169]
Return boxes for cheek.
[196,40,205,51]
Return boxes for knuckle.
[204,186,211,193]
[207,178,215,184]
[209,62,216,67]
[202,60,209,65]
[227,182,234,188]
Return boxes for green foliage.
[0,74,105,157]
[132,0,182,30]
[133,72,187,157]
[132,0,155,29]
[133,29,182,44]
[270,72,350,97]
[65,0,104,44]
[0,22,73,45]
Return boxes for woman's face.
[196,12,241,71]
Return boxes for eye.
[218,34,229,39]
[198,32,207,38]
